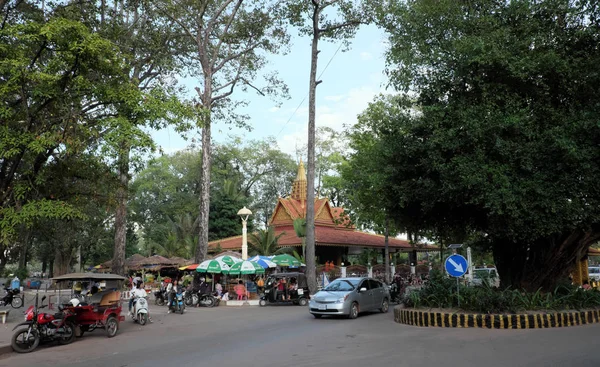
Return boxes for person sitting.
[288,279,298,300]
[234,280,247,301]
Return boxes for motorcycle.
[198,292,218,308]
[0,285,22,308]
[184,289,217,308]
[168,290,185,314]
[131,296,149,325]
[11,295,76,353]
[154,289,167,306]
[389,282,404,304]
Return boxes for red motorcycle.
[11,295,76,353]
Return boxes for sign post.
[444,254,468,307]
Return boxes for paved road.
[1,305,599,367]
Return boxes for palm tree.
[248,227,288,256]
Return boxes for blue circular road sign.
[445,254,468,277]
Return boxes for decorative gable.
[269,200,294,226]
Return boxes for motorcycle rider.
[196,278,211,307]
[167,280,178,313]
[130,283,152,322]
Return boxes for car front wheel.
[380,298,389,313]
[348,302,359,319]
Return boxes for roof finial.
[290,160,307,201]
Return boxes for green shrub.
[404,272,600,313]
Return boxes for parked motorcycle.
[154,289,167,306]
[168,290,185,314]
[184,290,217,308]
[131,296,149,325]
[198,292,218,308]
[0,285,22,308]
[11,295,76,353]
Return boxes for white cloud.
[276,85,391,156]
[324,94,344,102]
[360,52,373,61]
[268,106,280,112]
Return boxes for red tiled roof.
[208,225,437,252]
[331,207,354,228]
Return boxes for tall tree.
[156,0,290,266]
[286,0,370,294]
[374,0,600,290]
[343,95,408,283]
[70,0,192,276]
[0,1,131,270]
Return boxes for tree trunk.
[384,215,390,284]
[305,4,321,295]
[195,110,212,264]
[48,259,54,278]
[18,228,30,270]
[493,229,600,291]
[54,247,71,277]
[112,145,130,276]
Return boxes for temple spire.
[291,160,307,202]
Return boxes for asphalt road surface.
[2,304,599,367]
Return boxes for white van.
[470,268,500,287]
[588,267,600,281]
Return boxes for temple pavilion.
[208,161,436,265]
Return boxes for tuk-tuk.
[259,272,309,306]
[51,272,126,338]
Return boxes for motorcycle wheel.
[58,321,76,345]
[155,297,165,306]
[184,295,194,307]
[204,296,215,308]
[11,296,23,308]
[180,304,185,314]
[11,327,39,353]
[138,313,148,326]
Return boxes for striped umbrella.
[252,258,276,269]
[224,260,265,275]
[214,255,242,267]
[196,259,230,273]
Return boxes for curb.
[0,343,12,356]
[394,306,600,329]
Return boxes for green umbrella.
[224,260,265,275]
[196,259,230,273]
[214,255,242,267]
[271,254,302,267]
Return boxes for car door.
[355,279,372,311]
[368,280,383,310]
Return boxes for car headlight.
[336,295,349,303]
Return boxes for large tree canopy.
[365,0,600,290]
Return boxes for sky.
[151,24,391,157]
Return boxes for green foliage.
[359,0,600,290]
[248,227,287,256]
[406,271,600,313]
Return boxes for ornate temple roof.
[209,161,436,252]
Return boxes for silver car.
[309,277,390,319]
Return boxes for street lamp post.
[237,207,252,260]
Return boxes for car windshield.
[323,279,359,292]
[474,270,490,278]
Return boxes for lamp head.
[237,206,252,221]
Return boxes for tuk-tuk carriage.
[51,273,127,338]
[259,272,310,306]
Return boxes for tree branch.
[213,40,262,73]
[319,20,361,34]
[211,0,243,68]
